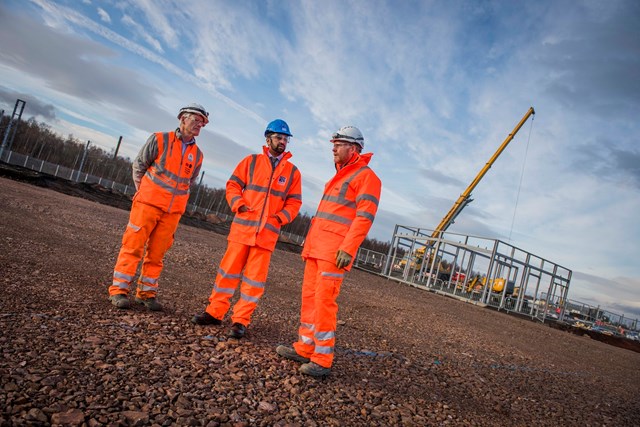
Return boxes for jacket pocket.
[316,219,348,237]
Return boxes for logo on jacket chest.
[184,153,194,176]
[277,176,287,186]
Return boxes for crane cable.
[508,114,535,242]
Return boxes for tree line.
[0,115,392,254]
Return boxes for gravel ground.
[1,176,639,426]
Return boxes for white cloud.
[121,14,163,53]
[181,2,284,91]
[97,7,110,24]
[130,0,178,49]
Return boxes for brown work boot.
[299,361,331,377]
[191,311,222,325]
[109,294,130,309]
[276,345,310,363]
[134,297,162,311]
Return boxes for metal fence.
[353,247,387,273]
[1,149,135,195]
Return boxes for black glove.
[335,250,353,269]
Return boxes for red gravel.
[1,176,639,426]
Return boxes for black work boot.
[134,297,162,311]
[109,294,131,309]
[300,361,331,377]
[276,345,310,363]
[191,311,222,325]
[228,322,246,338]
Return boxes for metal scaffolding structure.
[380,225,572,322]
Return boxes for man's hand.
[335,250,353,269]
[238,205,252,213]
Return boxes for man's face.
[332,141,356,165]
[181,114,205,139]
[267,133,289,156]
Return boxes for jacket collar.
[336,152,372,171]
[262,145,291,161]
[175,128,195,145]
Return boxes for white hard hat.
[178,103,210,124]
[331,126,364,149]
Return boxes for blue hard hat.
[264,119,292,137]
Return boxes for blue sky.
[1,0,639,318]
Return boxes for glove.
[335,250,353,269]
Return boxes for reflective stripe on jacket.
[227,146,302,251]
[302,152,381,270]
[134,131,203,214]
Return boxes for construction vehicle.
[402,107,535,272]
[453,275,519,296]
[484,277,519,296]
[451,272,466,283]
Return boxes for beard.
[271,142,285,154]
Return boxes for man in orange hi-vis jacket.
[108,103,209,311]
[276,125,382,377]
[192,119,302,339]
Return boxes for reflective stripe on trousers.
[206,241,272,326]
[109,200,181,299]
[293,258,344,368]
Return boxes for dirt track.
[1,174,639,426]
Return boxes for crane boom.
[431,107,535,239]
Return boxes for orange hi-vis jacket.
[134,131,203,214]
[302,152,381,269]
[226,146,302,251]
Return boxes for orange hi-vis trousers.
[205,241,273,326]
[109,200,182,299]
[293,258,344,368]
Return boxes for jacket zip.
[256,157,276,236]
[167,137,184,213]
